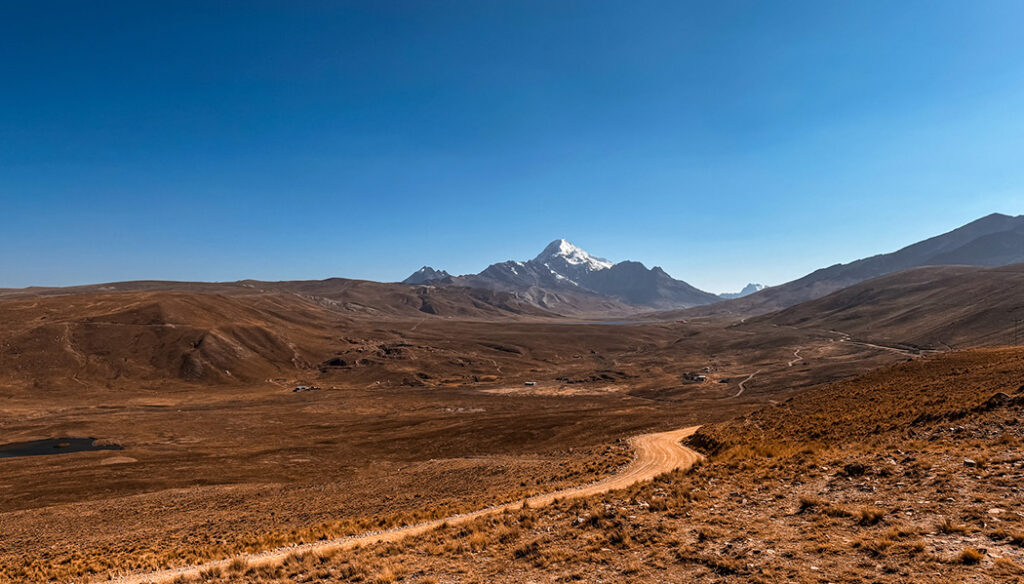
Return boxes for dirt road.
[787,349,802,367]
[831,330,941,357]
[733,370,760,397]
[101,426,704,584]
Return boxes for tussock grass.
[856,506,886,526]
[991,528,1024,547]
[937,517,968,535]
[957,547,984,565]
[994,557,1024,574]
[854,536,894,557]
[225,557,247,574]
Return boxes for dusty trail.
[833,331,940,357]
[847,340,940,356]
[101,426,704,584]
[733,370,760,397]
[787,349,802,367]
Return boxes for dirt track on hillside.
[102,426,704,584]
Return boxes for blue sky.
[2,1,1023,293]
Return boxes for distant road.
[833,330,941,357]
[787,349,802,367]
[102,426,705,584]
[734,370,760,397]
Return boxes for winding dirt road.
[787,349,802,367]
[733,370,760,397]
[101,426,704,584]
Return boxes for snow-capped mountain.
[718,283,766,299]
[472,239,613,290]
[401,266,451,285]
[534,239,613,274]
[402,239,721,312]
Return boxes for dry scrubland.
[141,348,1024,584]
[0,283,1004,584]
[0,387,645,584]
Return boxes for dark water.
[0,437,122,459]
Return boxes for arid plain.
[0,280,917,583]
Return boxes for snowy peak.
[533,239,613,272]
[405,239,724,311]
[402,266,451,285]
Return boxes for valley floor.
[102,348,1024,584]
[0,302,982,584]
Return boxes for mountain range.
[3,212,1023,391]
[676,212,1024,317]
[4,213,1022,323]
[401,213,1024,315]
[403,239,721,312]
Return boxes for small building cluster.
[292,385,324,392]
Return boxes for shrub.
[958,547,984,565]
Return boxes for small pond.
[0,437,122,459]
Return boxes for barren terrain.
[101,427,703,584]
[0,281,913,584]
[4,273,1019,584]
[141,348,1024,584]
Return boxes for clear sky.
[2,1,1023,293]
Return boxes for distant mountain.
[404,239,721,312]
[685,213,1024,316]
[718,283,765,300]
[402,266,451,285]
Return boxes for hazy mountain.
[684,213,1024,316]
[406,239,721,312]
[402,266,451,285]
[718,283,766,299]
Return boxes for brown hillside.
[760,263,1024,348]
[0,281,561,390]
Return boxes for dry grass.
[991,528,1024,547]
[163,347,1024,584]
[856,506,886,526]
[937,517,969,535]
[6,341,1024,584]
[958,547,985,565]
[994,557,1024,574]
[0,396,635,584]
